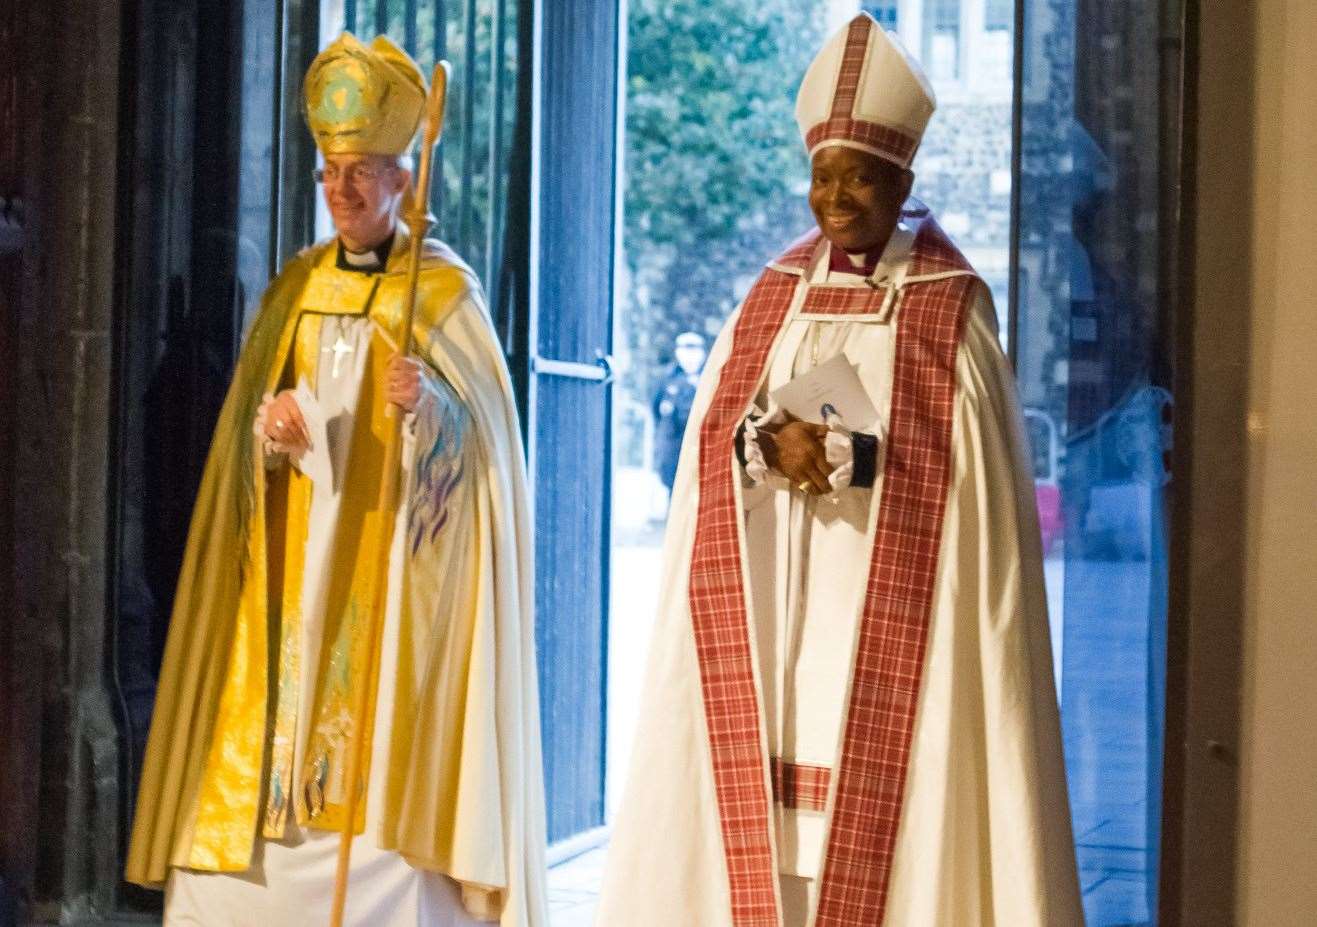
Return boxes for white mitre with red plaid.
[795,12,936,169]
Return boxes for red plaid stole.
[689,215,976,926]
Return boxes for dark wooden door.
[531,0,619,848]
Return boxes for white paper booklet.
[289,377,334,490]
[769,353,879,429]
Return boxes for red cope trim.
[829,15,873,120]
[770,758,831,813]
[805,118,920,168]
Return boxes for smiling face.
[808,145,913,255]
[320,152,410,252]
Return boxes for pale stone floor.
[70,488,1156,927]
[1062,554,1162,927]
[34,857,610,927]
[547,847,605,927]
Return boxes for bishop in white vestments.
[598,13,1083,926]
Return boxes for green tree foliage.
[622,0,823,406]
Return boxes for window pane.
[928,0,962,27]
[923,0,962,80]
[913,0,1013,334]
[985,0,1012,31]
[1016,0,1174,923]
[861,1,899,28]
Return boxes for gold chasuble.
[192,259,399,849]
[126,232,547,924]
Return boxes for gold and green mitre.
[303,32,427,155]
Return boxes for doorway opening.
[585,2,1176,926]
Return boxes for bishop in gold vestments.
[126,34,547,927]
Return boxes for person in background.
[651,331,708,496]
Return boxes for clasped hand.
[760,417,835,495]
[262,354,425,453]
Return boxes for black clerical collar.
[336,231,395,274]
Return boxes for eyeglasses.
[312,163,395,186]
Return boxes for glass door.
[529,0,621,853]
[1015,0,1179,922]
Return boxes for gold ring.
[797,481,811,493]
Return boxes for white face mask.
[675,345,706,374]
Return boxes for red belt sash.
[689,222,976,926]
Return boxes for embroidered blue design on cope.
[409,383,469,555]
